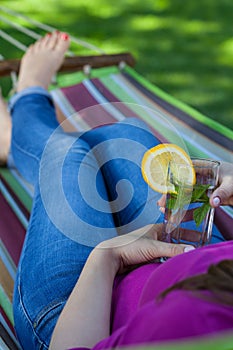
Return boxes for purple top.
[70,241,233,350]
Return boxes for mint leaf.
[166,184,212,228]
[191,184,210,203]
[193,202,211,227]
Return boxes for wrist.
[88,243,120,276]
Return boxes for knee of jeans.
[11,141,40,184]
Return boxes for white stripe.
[111,74,202,148]
[221,206,233,219]
[0,180,28,228]
[9,168,34,198]
[0,313,22,349]
[111,74,232,162]
[0,5,104,54]
[0,29,27,51]
[83,79,125,121]
[0,15,41,40]
[0,337,11,350]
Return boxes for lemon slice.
[141,143,196,193]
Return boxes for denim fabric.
[11,90,162,349]
[11,89,224,349]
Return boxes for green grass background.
[0,0,232,130]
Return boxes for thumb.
[210,182,233,207]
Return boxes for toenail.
[61,33,69,40]
[47,33,52,36]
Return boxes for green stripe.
[101,74,136,104]
[0,285,14,325]
[125,66,233,141]
[100,75,212,158]
[0,168,32,212]
[55,66,119,88]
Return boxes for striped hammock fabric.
[1,64,233,350]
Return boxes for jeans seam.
[12,139,41,163]
[18,269,66,349]
[17,266,49,348]
[34,299,66,326]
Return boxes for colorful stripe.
[0,310,21,349]
[100,73,233,162]
[124,66,233,141]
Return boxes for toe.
[56,32,70,52]
[46,31,60,50]
[43,33,52,46]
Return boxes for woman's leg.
[10,90,61,183]
[13,138,117,350]
[9,31,70,184]
[12,34,117,350]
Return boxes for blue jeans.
[11,88,162,349]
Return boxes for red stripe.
[0,191,26,265]
[61,80,167,143]
[61,79,167,142]
[60,83,116,127]
[214,207,233,240]
[91,78,119,102]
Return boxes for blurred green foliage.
[0,0,232,130]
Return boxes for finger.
[152,240,195,258]
[210,181,233,207]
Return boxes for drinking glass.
[161,158,220,248]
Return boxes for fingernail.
[213,196,220,207]
[61,33,69,40]
[184,246,195,253]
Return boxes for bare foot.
[0,91,12,165]
[17,31,70,92]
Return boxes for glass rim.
[169,158,220,168]
[190,158,220,168]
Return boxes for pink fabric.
[70,240,233,350]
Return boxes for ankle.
[17,80,49,93]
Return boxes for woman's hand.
[97,224,193,274]
[158,162,233,209]
[210,161,233,207]
[50,224,193,350]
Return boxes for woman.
[1,32,233,350]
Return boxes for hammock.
[1,6,233,350]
